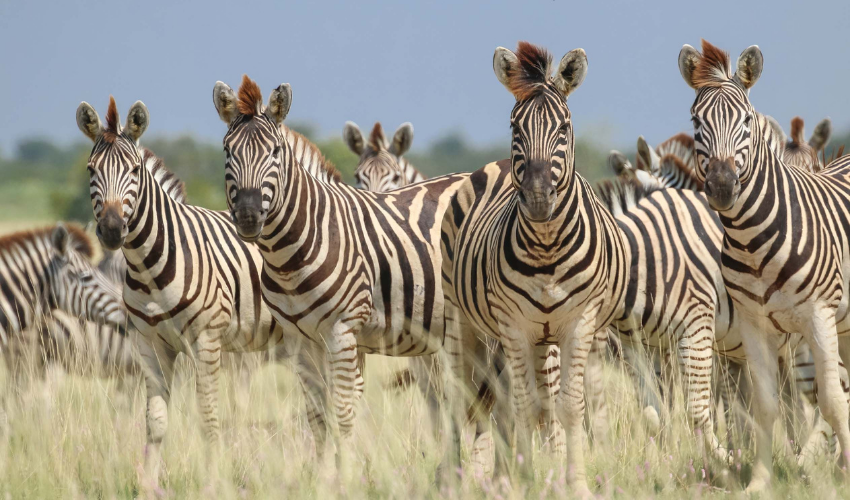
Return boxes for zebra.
[440,42,628,492]
[344,121,426,191]
[212,75,495,481]
[0,224,126,368]
[75,97,334,486]
[678,39,850,492]
[780,116,833,172]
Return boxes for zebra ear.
[734,45,763,90]
[343,122,364,155]
[553,48,587,97]
[76,102,102,142]
[213,81,239,124]
[266,83,292,125]
[493,46,519,92]
[678,44,701,90]
[390,123,414,156]
[607,150,632,176]
[125,101,149,143]
[809,118,832,151]
[636,136,658,174]
[51,223,71,259]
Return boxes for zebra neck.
[0,240,52,335]
[720,118,786,238]
[261,151,338,262]
[122,165,181,266]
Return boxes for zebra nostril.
[518,191,527,204]
[548,187,556,198]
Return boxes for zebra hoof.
[642,406,661,435]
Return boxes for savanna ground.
[1,221,848,499]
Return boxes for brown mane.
[692,39,732,89]
[367,122,387,151]
[790,116,805,145]
[0,224,93,259]
[237,74,263,116]
[103,96,120,143]
[661,132,694,151]
[281,125,343,183]
[507,41,553,100]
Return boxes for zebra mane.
[656,133,695,165]
[103,96,120,144]
[0,224,93,259]
[280,125,342,183]
[692,39,732,89]
[367,122,388,151]
[660,154,703,190]
[597,174,661,217]
[140,148,188,203]
[237,75,263,116]
[789,116,806,145]
[507,41,553,100]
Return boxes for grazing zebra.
[344,121,426,191]
[441,42,627,491]
[609,134,702,191]
[75,97,332,485]
[678,39,850,492]
[212,75,492,480]
[0,224,126,367]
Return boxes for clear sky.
[1,0,848,154]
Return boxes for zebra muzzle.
[96,208,127,251]
[704,158,740,211]
[231,188,266,241]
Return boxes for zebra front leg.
[294,338,332,459]
[805,311,850,476]
[504,338,540,481]
[738,319,780,494]
[620,342,664,435]
[326,326,362,472]
[676,318,727,462]
[536,345,565,455]
[584,331,609,447]
[138,336,178,487]
[555,322,597,497]
[193,331,222,444]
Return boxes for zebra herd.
[0,39,848,494]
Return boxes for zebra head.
[782,116,832,172]
[48,224,126,329]
[493,42,587,222]
[679,40,763,211]
[213,76,291,242]
[345,121,414,192]
[76,97,149,251]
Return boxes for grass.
[1,349,849,500]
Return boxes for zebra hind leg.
[325,326,362,476]
[193,330,223,444]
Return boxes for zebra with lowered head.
[0,224,126,366]
[679,39,850,492]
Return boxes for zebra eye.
[743,114,753,126]
[691,116,701,127]
[393,173,402,182]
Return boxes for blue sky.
[1,0,848,154]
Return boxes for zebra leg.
[193,331,222,443]
[584,331,609,447]
[806,313,850,474]
[676,316,726,461]
[138,336,178,487]
[326,327,361,471]
[536,345,565,455]
[555,323,597,496]
[509,340,539,480]
[620,342,664,435]
[739,322,780,494]
[293,338,332,459]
